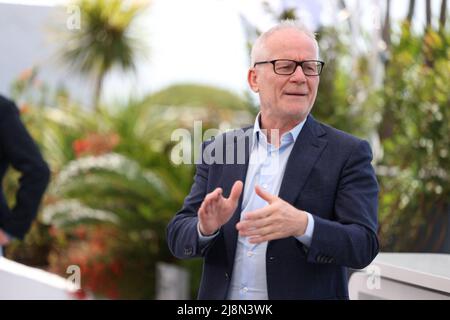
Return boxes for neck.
[259,113,305,147]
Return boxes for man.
[167,21,379,300]
[0,95,50,256]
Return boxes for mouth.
[284,92,308,97]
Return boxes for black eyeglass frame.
[253,59,325,76]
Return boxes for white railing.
[349,253,450,300]
[0,257,78,300]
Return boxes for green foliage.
[5,81,253,299]
[145,84,253,111]
[59,0,148,107]
[378,24,450,251]
[62,0,146,74]
[313,26,378,138]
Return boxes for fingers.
[244,225,271,237]
[228,180,243,203]
[255,185,277,204]
[234,188,276,234]
[244,206,272,220]
[237,218,282,244]
[212,187,223,198]
[236,216,270,235]
[204,187,222,207]
[200,181,242,217]
[248,233,280,244]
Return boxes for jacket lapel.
[278,115,328,204]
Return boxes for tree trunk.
[93,69,105,111]
[378,0,395,141]
[440,0,447,31]
[424,0,434,68]
[426,0,432,29]
[337,0,352,31]
[379,0,394,142]
[382,0,391,48]
[406,0,416,24]
[337,0,347,10]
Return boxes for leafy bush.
[5,82,254,299]
[378,25,450,251]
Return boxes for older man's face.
[249,29,320,124]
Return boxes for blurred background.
[0,0,449,299]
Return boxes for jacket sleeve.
[0,98,50,239]
[166,142,217,259]
[306,140,379,269]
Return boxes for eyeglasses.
[253,59,325,76]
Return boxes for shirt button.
[242,287,248,293]
[247,251,254,257]
[262,184,268,189]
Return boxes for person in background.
[0,95,50,256]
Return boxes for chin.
[282,104,309,119]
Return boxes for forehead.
[264,28,317,60]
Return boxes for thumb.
[228,180,243,203]
[255,185,277,204]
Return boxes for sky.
[0,0,445,105]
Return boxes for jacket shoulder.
[308,117,373,161]
[314,118,365,146]
[0,95,19,119]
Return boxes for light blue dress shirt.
[198,114,315,300]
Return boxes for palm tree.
[61,0,147,110]
[382,0,392,50]
[426,0,432,29]
[440,0,447,31]
[406,0,416,24]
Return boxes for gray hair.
[250,20,320,66]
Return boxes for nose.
[289,65,307,83]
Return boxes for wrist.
[198,222,218,237]
[294,210,308,237]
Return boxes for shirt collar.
[252,112,307,148]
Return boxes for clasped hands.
[198,180,308,243]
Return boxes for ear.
[247,68,259,93]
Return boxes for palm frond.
[42,199,119,228]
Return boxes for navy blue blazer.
[167,115,379,300]
[0,95,50,239]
